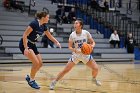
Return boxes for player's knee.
[39,62,43,68]
[94,66,98,71]
[33,62,41,69]
[91,65,98,72]
[36,63,42,69]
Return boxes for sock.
[29,75,34,82]
[92,77,96,81]
[52,80,57,84]
[53,80,57,83]
[30,78,35,82]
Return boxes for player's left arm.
[87,32,96,48]
[88,37,96,48]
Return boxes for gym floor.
[0,62,140,93]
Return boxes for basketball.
[81,42,93,55]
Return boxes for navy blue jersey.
[27,19,49,42]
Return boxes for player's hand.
[75,49,81,54]
[24,48,30,56]
[90,44,95,48]
[56,42,61,49]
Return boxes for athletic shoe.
[50,80,57,90]
[25,75,40,89]
[25,75,30,82]
[92,78,101,86]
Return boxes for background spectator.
[10,0,24,12]
[41,28,54,48]
[3,0,25,12]
[3,0,10,9]
[67,7,76,24]
[98,0,104,11]
[55,6,68,24]
[104,0,109,11]
[51,0,57,4]
[89,0,100,12]
[109,30,120,48]
[125,32,136,53]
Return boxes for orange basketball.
[81,42,93,55]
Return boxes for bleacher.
[0,0,135,64]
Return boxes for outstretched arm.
[44,31,61,48]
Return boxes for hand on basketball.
[75,49,81,54]
[90,44,95,48]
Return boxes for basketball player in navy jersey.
[49,18,101,90]
[19,11,61,89]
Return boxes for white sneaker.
[50,80,57,90]
[92,78,101,86]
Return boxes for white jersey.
[69,30,93,64]
[69,29,92,51]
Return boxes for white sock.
[53,80,57,82]
[29,75,34,82]
[30,78,35,82]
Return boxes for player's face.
[43,15,49,23]
[74,20,82,30]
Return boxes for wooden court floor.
[0,63,140,93]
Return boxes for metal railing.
[119,1,139,15]
[28,0,36,14]
[42,7,49,13]
[64,0,140,46]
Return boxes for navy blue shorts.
[19,38,39,55]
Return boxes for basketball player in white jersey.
[50,18,101,90]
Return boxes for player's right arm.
[44,30,61,49]
[68,38,75,52]
[68,34,81,53]
[23,26,32,55]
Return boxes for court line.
[40,68,140,84]
[0,81,103,93]
[101,63,140,85]
[0,69,21,71]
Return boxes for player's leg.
[86,59,98,78]
[24,49,41,89]
[19,40,41,89]
[29,44,43,79]
[86,59,101,86]
[56,61,75,81]
[25,48,41,79]
[36,54,43,70]
[50,61,75,90]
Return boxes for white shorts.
[69,52,93,64]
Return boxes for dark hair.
[76,18,84,28]
[35,11,49,19]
